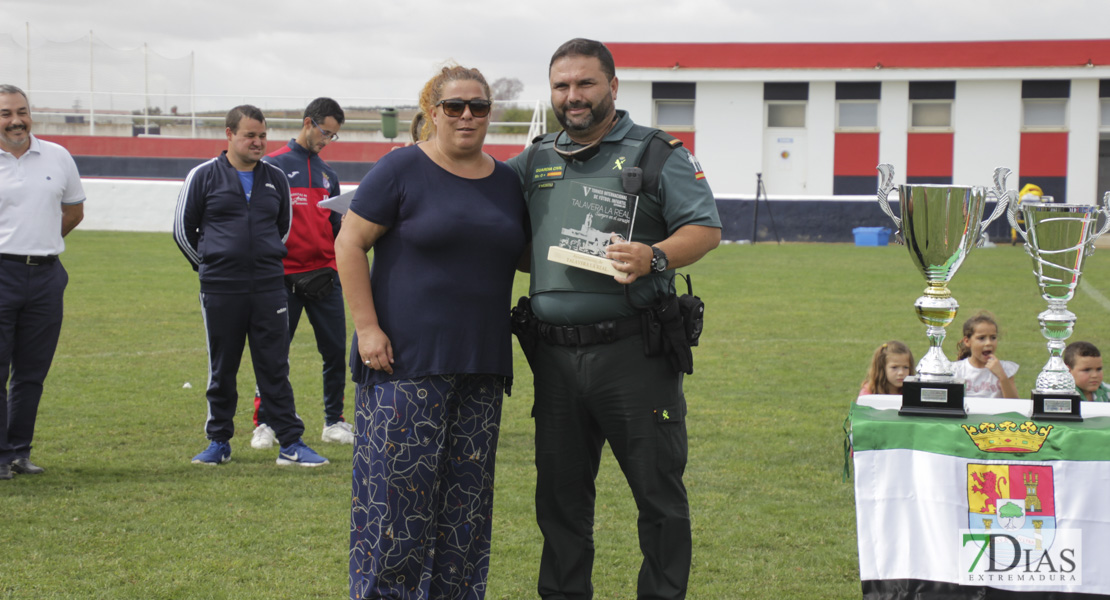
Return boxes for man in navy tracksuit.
[173,104,328,467]
[250,97,352,449]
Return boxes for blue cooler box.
[852,227,891,246]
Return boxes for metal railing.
[25,91,549,148]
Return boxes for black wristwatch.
[650,246,669,273]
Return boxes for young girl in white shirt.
[952,312,1020,399]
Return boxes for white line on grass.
[1080,280,1110,313]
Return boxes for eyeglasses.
[436,99,492,118]
[311,119,339,142]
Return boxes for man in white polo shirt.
[0,84,85,480]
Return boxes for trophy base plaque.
[899,378,967,418]
[548,246,621,277]
[1032,392,1083,422]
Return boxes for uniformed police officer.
[507,39,722,599]
[0,84,85,480]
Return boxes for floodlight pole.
[89,31,95,136]
[190,52,196,138]
[143,43,149,135]
[25,23,31,92]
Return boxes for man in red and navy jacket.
[253,97,353,448]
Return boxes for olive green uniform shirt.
[507,111,720,325]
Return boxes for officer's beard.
[555,93,615,136]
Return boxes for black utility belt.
[1,254,57,266]
[536,314,641,347]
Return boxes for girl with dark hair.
[952,311,1020,398]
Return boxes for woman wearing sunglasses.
[336,64,527,600]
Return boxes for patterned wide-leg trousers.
[350,374,504,600]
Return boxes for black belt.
[1,254,57,266]
[537,314,641,347]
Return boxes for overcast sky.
[2,0,1109,110]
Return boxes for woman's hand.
[358,326,394,375]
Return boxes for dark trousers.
[258,284,346,426]
[532,334,691,600]
[200,290,304,446]
[0,260,67,464]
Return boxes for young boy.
[1064,341,1110,402]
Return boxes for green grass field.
[3,231,1110,599]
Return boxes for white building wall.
[616,63,1110,200]
[1069,79,1101,204]
[616,80,654,128]
[878,81,909,182]
[77,179,361,233]
[953,80,1023,188]
[694,82,764,195]
[807,81,836,196]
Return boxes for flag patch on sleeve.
[687,153,706,180]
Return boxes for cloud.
[3,0,1109,112]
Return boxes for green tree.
[998,502,1023,519]
[495,107,534,134]
[491,77,524,101]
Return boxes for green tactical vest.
[524,124,677,324]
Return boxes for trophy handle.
[876,163,901,230]
[1087,191,1110,255]
[983,167,1011,231]
[998,167,1027,242]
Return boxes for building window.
[835,82,880,131]
[1023,80,1070,100]
[1023,99,1068,130]
[1101,99,1110,131]
[764,82,809,101]
[837,101,879,130]
[909,81,956,100]
[767,102,806,128]
[907,81,954,131]
[655,100,695,128]
[1021,80,1069,131]
[652,82,695,130]
[910,101,952,130]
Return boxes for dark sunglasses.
[436,99,492,118]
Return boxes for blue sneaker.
[276,439,329,467]
[192,441,231,465]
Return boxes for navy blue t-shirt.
[347,144,527,386]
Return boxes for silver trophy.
[876,164,1009,415]
[1003,170,1110,418]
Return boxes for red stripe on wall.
[1019,132,1068,177]
[607,40,1110,70]
[40,135,227,159]
[834,133,880,177]
[906,133,954,178]
[37,135,527,163]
